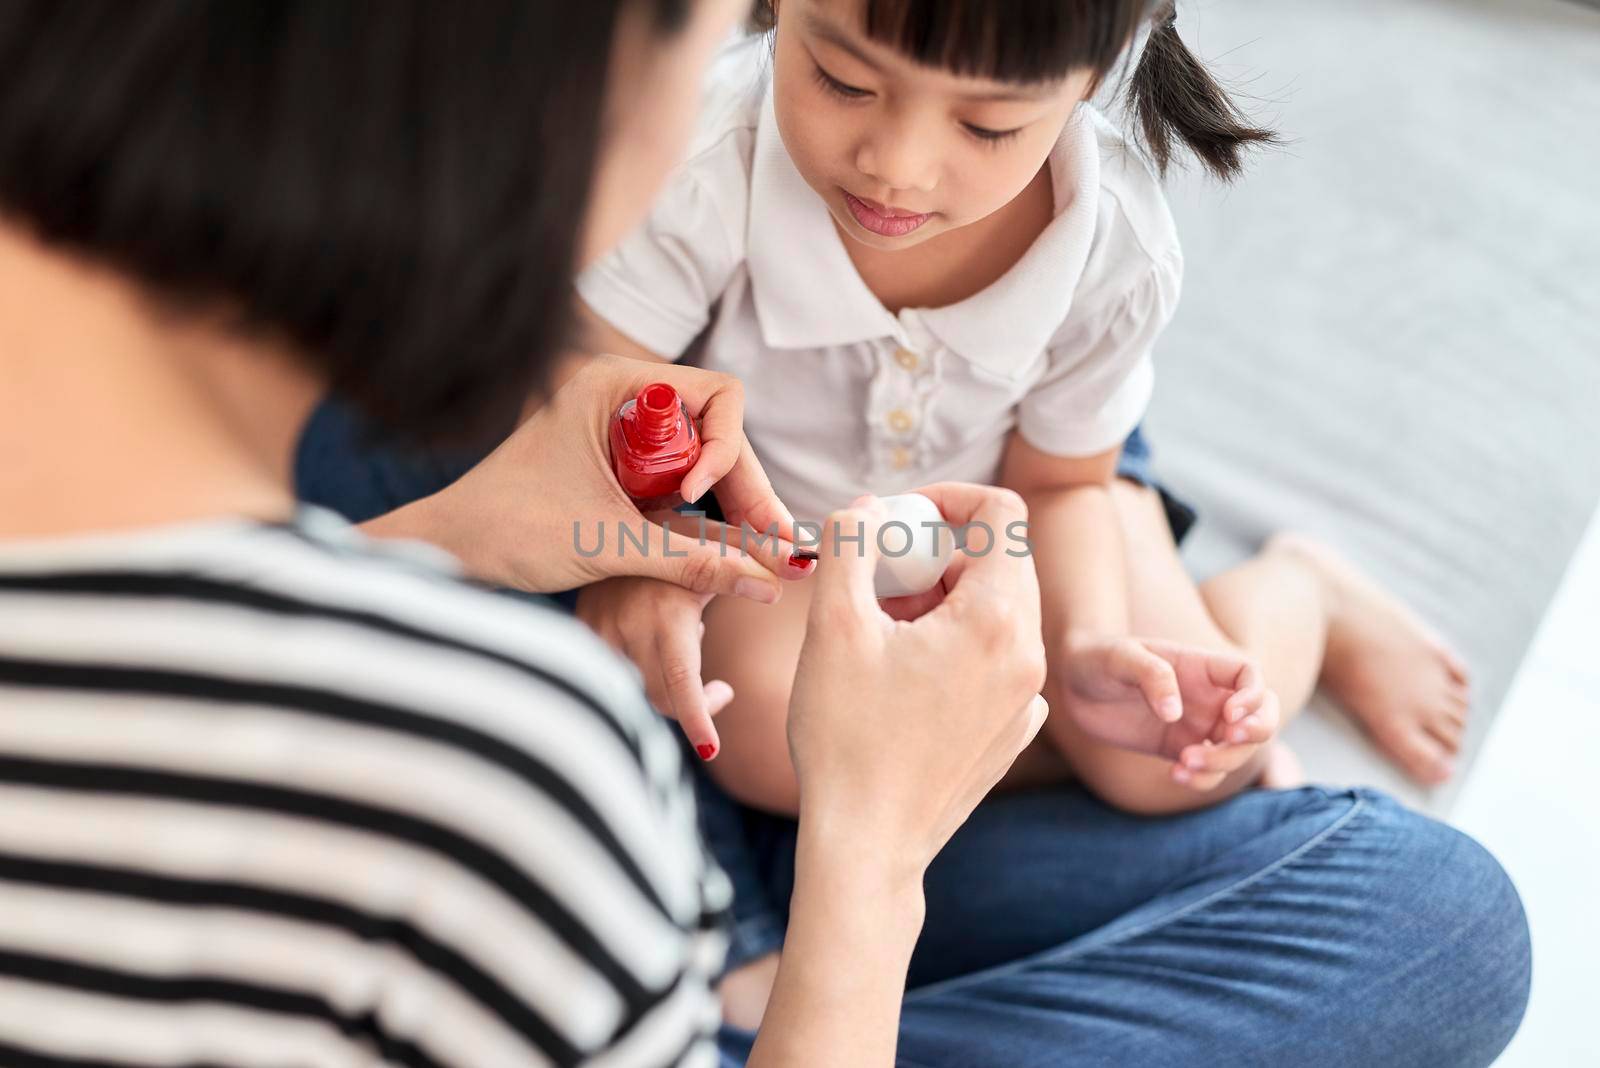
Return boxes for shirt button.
[894,347,921,372]
[886,408,915,433]
[891,446,913,470]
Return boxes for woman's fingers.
[878,583,947,622]
[660,514,804,581]
[698,438,800,548]
[921,484,1039,630]
[674,373,745,505]
[807,496,889,626]
[613,525,786,603]
[584,354,799,552]
[667,375,798,546]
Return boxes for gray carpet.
[1126,0,1600,812]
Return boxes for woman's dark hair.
[0,0,687,445]
[757,0,1276,181]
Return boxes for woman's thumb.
[809,495,887,613]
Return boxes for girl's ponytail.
[1129,1,1278,181]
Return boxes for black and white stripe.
[0,511,728,1068]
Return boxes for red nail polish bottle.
[609,382,702,510]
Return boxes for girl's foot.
[1265,533,1471,786]
[1259,741,1307,789]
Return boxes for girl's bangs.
[860,0,1151,84]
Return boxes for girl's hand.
[786,484,1050,879]
[576,576,730,759]
[364,353,806,600]
[1055,634,1280,791]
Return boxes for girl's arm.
[998,431,1130,648]
[998,430,1187,808]
[998,429,1277,812]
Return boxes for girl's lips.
[843,190,931,238]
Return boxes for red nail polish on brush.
[609,383,702,511]
[786,550,819,574]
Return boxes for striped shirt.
[0,507,730,1068]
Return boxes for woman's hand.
[748,484,1048,1068]
[1055,634,1281,791]
[363,353,804,600]
[787,483,1050,881]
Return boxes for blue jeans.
[295,397,1530,1067]
[714,785,1528,1068]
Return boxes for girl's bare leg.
[1061,481,1469,815]
[697,577,812,815]
[1209,532,1471,785]
[1040,481,1330,814]
[699,480,1470,818]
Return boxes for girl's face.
[773,0,1096,251]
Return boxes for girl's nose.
[855,123,938,196]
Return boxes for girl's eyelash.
[812,64,870,100]
[810,60,1021,146]
[964,123,1023,146]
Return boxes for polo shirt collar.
[917,109,1101,375]
[747,87,1103,375]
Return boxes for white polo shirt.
[578,39,1183,524]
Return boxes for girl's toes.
[1425,713,1464,753]
[1381,725,1456,785]
[1439,646,1472,686]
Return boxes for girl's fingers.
[1211,693,1281,749]
[1170,760,1228,792]
[654,627,722,761]
[1112,641,1183,723]
[1225,710,1277,747]
[704,679,736,717]
[1223,661,1268,723]
[1178,738,1261,779]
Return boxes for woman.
[0,4,1528,1068]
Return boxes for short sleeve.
[1015,245,1181,458]
[576,163,742,360]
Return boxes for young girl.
[574,0,1472,816]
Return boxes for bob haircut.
[0,0,688,443]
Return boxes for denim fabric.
[1117,424,1198,547]
[294,398,483,524]
[715,785,1530,1068]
